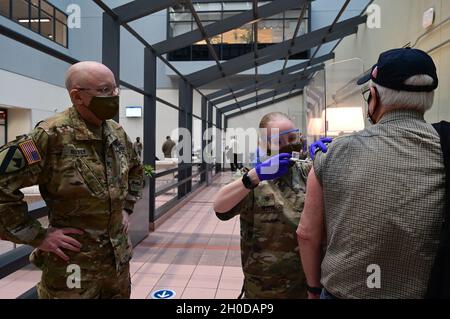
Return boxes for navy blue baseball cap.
[357,47,438,92]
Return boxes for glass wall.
[0,0,68,47]
[168,1,309,61]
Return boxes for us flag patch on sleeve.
[18,139,42,165]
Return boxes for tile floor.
[0,172,243,299]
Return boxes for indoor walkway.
[0,172,243,299]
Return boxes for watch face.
[242,174,253,189]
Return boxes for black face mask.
[88,95,119,121]
[267,142,305,157]
[279,142,304,155]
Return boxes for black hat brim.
[356,72,371,85]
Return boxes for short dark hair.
[166,136,171,139]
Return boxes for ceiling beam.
[206,52,334,101]
[186,15,366,87]
[153,0,308,54]
[113,0,182,25]
[220,79,308,113]
[226,90,303,119]
[213,64,322,105]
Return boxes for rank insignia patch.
[18,140,42,165]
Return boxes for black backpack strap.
[426,121,450,298]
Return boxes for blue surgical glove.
[255,153,291,181]
[309,137,333,160]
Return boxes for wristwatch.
[306,284,323,295]
[242,172,258,190]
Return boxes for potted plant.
[142,164,154,188]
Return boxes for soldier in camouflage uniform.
[0,61,143,299]
[214,112,312,299]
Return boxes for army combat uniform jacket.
[216,162,312,299]
[0,107,143,297]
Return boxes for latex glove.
[255,153,291,181]
[309,137,333,160]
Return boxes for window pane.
[258,20,283,43]
[170,12,191,22]
[30,3,39,32]
[55,9,67,23]
[193,3,221,11]
[40,0,53,15]
[284,19,307,40]
[285,10,304,19]
[55,20,67,46]
[12,0,29,26]
[197,11,221,21]
[40,10,54,40]
[258,1,271,7]
[169,22,191,37]
[222,24,253,44]
[223,2,252,11]
[30,0,39,7]
[170,4,189,13]
[0,0,10,17]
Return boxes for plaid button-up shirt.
[314,109,445,299]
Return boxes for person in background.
[162,136,176,158]
[133,137,143,160]
[161,136,176,158]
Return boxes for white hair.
[371,74,435,112]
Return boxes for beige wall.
[332,0,450,123]
[7,108,31,143]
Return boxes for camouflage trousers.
[31,246,131,299]
[37,262,131,299]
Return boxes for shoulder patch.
[0,146,27,174]
[18,139,42,165]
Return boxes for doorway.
[0,109,6,147]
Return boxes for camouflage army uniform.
[216,161,312,299]
[0,107,143,299]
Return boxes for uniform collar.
[69,107,103,141]
[378,109,425,125]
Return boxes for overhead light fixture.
[19,18,51,23]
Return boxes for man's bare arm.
[213,169,259,213]
[297,167,325,297]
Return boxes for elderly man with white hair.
[297,48,444,299]
[0,61,143,299]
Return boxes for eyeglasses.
[362,88,371,103]
[268,129,304,145]
[76,86,120,97]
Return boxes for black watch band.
[242,172,257,190]
[306,284,322,295]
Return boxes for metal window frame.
[155,0,308,55]
[219,78,309,113]
[186,14,366,88]
[226,89,304,119]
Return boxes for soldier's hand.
[122,211,130,234]
[37,227,83,262]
